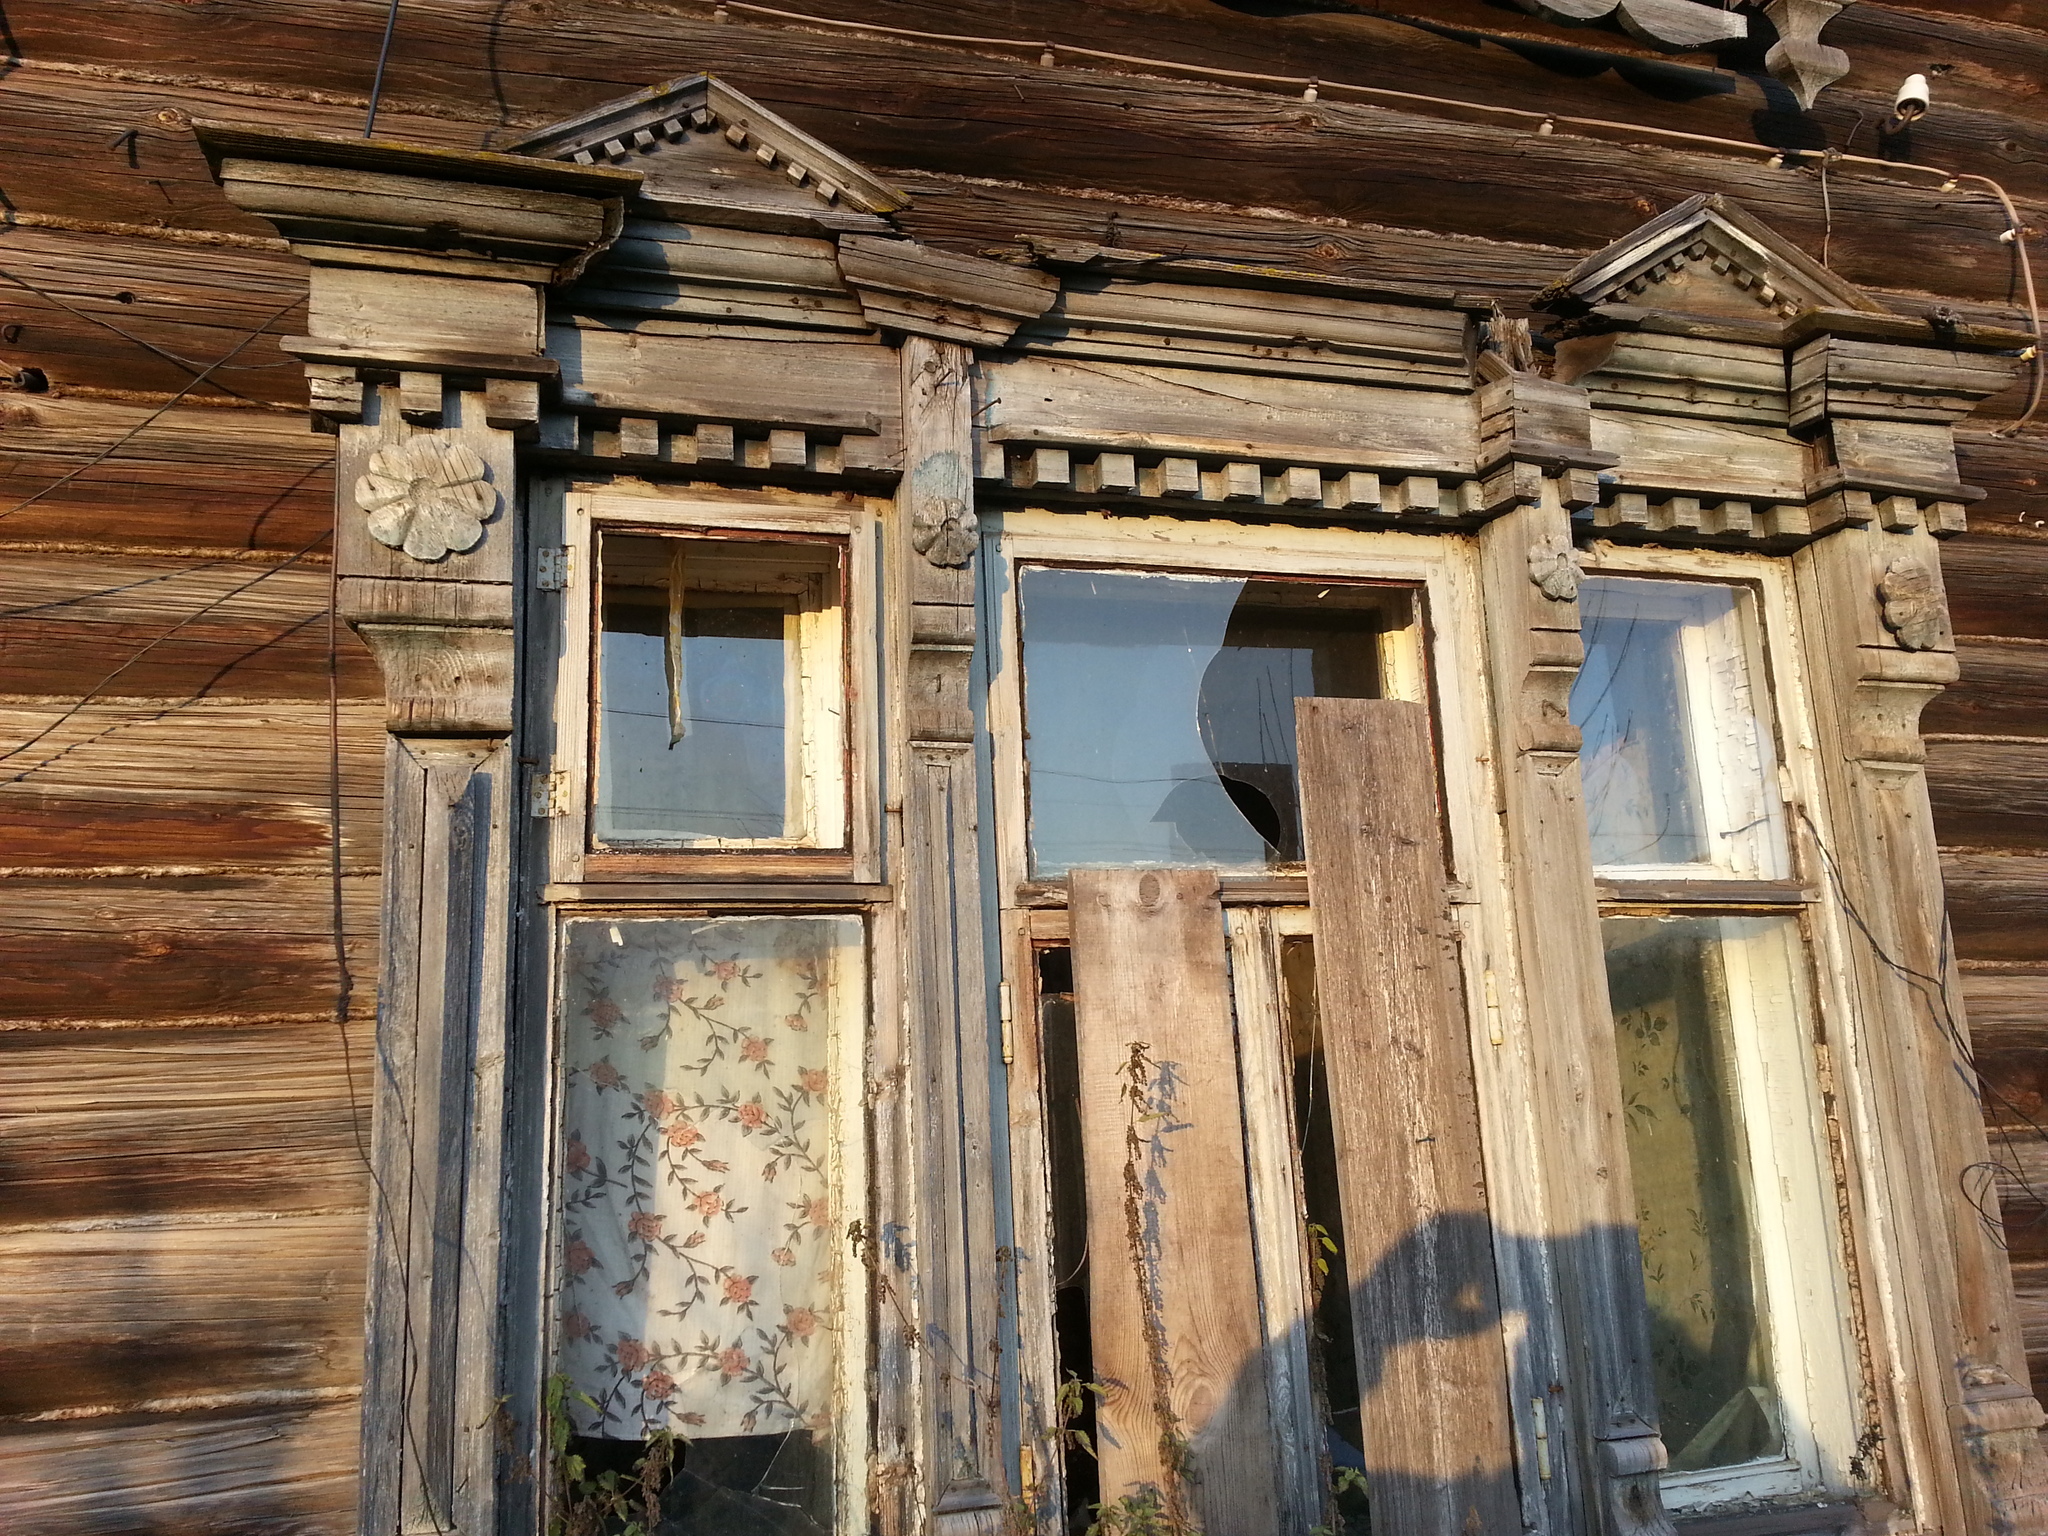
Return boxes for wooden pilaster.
[890,334,1010,1535]
[338,383,524,1536]
[1792,522,2048,1536]
[1478,486,1678,1536]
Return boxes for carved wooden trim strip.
[1587,486,1970,547]
[986,442,1486,521]
[533,410,893,476]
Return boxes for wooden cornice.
[195,120,639,286]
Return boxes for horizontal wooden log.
[0,396,335,553]
[1965,970,2048,1058]
[0,1399,358,1536]
[6,0,2043,203]
[0,927,374,1025]
[1944,851,2048,966]
[1942,530,2048,641]
[1955,434,2048,541]
[2005,1257,2048,1395]
[0,1022,370,1224]
[0,792,340,868]
[0,62,485,241]
[0,1212,365,1418]
[0,871,378,1026]
[1929,740,2048,855]
[0,552,381,703]
[0,225,309,404]
[1924,639,2048,739]
[0,700,383,867]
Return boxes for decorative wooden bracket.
[1764,0,1853,111]
[838,235,1060,348]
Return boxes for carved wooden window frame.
[985,508,1569,1529]
[538,485,883,887]
[1580,540,1867,1513]
[517,480,892,1534]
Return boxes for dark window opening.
[564,1430,832,1534]
[1282,935,1369,1534]
[1036,944,1102,1525]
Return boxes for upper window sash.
[545,491,877,886]
[1571,575,1791,883]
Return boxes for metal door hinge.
[535,546,572,591]
[529,768,570,818]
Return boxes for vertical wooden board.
[1068,867,1279,1534]
[1296,697,1519,1536]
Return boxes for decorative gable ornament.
[1763,0,1853,111]
[1516,0,1852,107]
[1534,192,1883,323]
[1515,0,1745,51]
[504,75,908,226]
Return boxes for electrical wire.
[692,0,2044,442]
[1949,174,2045,439]
[365,0,402,140]
[0,291,305,524]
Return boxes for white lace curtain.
[554,914,861,1441]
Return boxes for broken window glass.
[596,532,844,849]
[1020,567,1405,877]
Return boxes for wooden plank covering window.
[1068,866,1280,1533]
[1296,696,1520,1535]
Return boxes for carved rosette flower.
[911,491,978,568]
[353,436,499,561]
[1528,527,1587,603]
[1879,554,1948,652]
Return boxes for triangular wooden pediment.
[504,75,908,225]
[1536,193,1887,324]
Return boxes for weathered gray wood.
[892,334,1009,1533]
[1791,523,2048,1534]
[980,354,1476,475]
[1068,867,1280,1534]
[1294,697,1518,1536]
[839,234,1059,347]
[1477,495,1677,1536]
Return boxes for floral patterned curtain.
[555,914,861,1443]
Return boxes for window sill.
[1673,1500,1866,1536]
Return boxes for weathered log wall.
[0,0,2041,1528]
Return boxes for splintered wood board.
[1296,696,1518,1535]
[1068,866,1280,1533]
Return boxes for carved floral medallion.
[353,435,500,561]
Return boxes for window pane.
[1020,568,1400,876]
[1572,578,1787,877]
[1605,915,1797,1474]
[556,914,861,1529]
[596,533,842,848]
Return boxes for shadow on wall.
[1088,1211,1821,1536]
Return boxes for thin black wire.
[1799,807,2048,1247]
[0,292,306,524]
[0,520,332,776]
[365,0,403,139]
[0,266,291,405]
